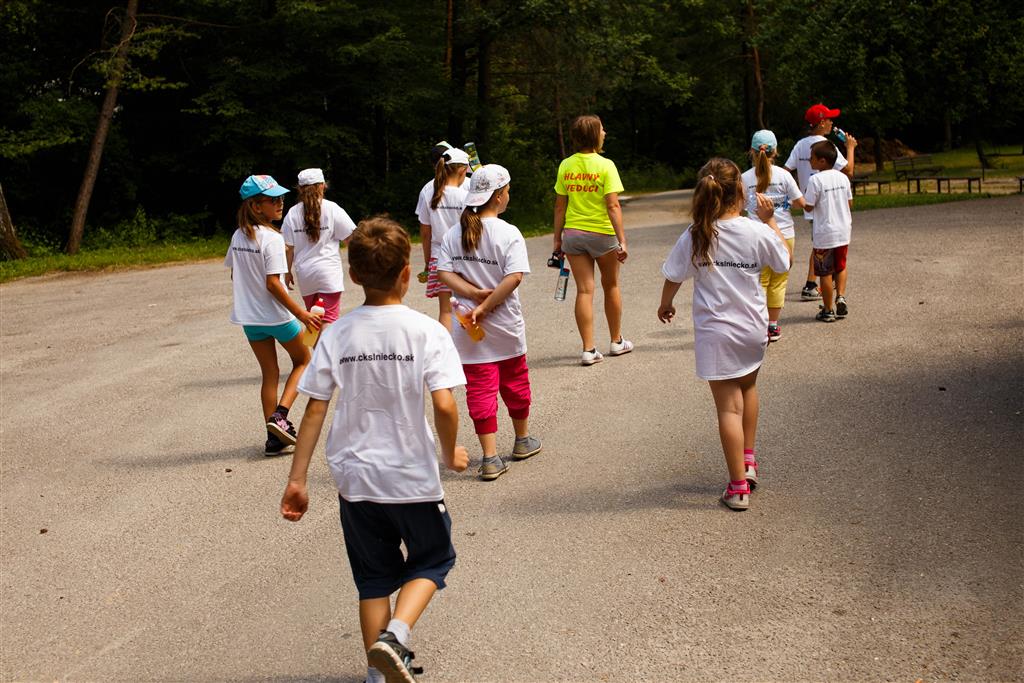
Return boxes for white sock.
[367,666,385,683]
[387,618,411,648]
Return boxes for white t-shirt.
[436,216,531,364]
[784,135,848,193]
[741,165,803,238]
[417,185,469,250]
[804,170,853,249]
[224,226,293,326]
[662,217,790,380]
[298,305,466,504]
[416,177,472,245]
[282,199,356,296]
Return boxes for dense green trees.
[1,0,1021,255]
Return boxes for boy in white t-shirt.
[784,103,857,301]
[803,141,854,323]
[280,217,469,683]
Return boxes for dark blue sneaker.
[264,433,294,457]
[367,631,422,682]
[266,411,297,445]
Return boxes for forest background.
[1,0,1022,261]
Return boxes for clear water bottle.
[554,264,570,301]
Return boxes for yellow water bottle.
[302,298,325,346]
[451,297,485,342]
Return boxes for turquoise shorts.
[243,319,302,343]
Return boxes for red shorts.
[812,245,848,277]
[462,355,531,434]
[301,291,342,323]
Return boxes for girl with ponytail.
[436,164,540,482]
[658,157,792,512]
[740,130,806,342]
[416,148,470,329]
[281,168,357,331]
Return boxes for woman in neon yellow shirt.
[553,114,633,366]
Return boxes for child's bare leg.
[359,597,392,650]
[512,417,529,439]
[835,268,848,297]
[278,334,312,410]
[567,253,597,350]
[739,370,759,451]
[392,578,438,630]
[477,432,497,457]
[806,251,816,284]
[248,338,281,420]
[820,274,835,311]
[438,292,452,331]
[708,379,746,482]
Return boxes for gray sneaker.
[478,455,509,481]
[511,435,542,460]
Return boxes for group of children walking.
[224,107,857,682]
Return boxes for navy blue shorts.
[339,496,456,600]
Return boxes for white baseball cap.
[297,168,325,186]
[464,164,511,207]
[444,148,470,165]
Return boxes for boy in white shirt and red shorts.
[803,141,854,323]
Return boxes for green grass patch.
[852,192,994,211]
[0,237,230,284]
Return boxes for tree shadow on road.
[97,444,270,469]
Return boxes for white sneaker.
[720,486,750,511]
[580,349,604,366]
[744,462,759,490]
[609,338,634,356]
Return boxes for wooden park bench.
[893,154,982,194]
[851,171,891,195]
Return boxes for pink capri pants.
[462,354,531,434]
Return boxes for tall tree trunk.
[554,82,565,158]
[943,109,953,151]
[67,0,139,255]
[874,128,885,173]
[476,36,492,148]
[447,0,467,143]
[0,182,27,260]
[743,0,764,132]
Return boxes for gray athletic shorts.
[561,229,620,258]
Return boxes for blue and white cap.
[239,174,290,199]
[750,130,778,153]
[465,164,511,207]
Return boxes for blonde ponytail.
[298,183,325,241]
[431,157,450,210]
[754,147,773,193]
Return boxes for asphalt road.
[2,193,1022,682]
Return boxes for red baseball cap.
[805,103,841,124]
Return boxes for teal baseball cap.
[750,130,778,152]
[239,175,290,200]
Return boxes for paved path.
[2,194,1022,682]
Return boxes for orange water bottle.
[302,298,325,346]
[451,297,485,342]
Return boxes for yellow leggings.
[760,237,795,310]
